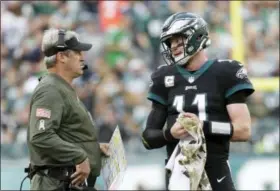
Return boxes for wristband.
[203,121,233,138]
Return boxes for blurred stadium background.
[1,1,279,190]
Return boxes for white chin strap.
[174,53,184,62]
[173,50,192,66]
[176,56,190,66]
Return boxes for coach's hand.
[170,121,189,139]
[100,143,110,157]
[71,158,90,186]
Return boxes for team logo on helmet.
[236,67,248,79]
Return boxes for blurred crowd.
[1,1,279,158]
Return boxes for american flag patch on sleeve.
[36,108,51,119]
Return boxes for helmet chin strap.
[174,53,185,62]
[174,36,193,66]
[175,37,211,66]
[177,56,190,66]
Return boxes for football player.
[142,12,255,191]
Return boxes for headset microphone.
[82,64,88,70]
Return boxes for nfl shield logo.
[188,76,195,83]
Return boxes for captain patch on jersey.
[165,76,175,87]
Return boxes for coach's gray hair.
[41,28,79,68]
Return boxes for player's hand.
[181,112,201,126]
[170,121,189,139]
[71,158,90,186]
[100,143,110,157]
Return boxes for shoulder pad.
[151,64,170,79]
[216,59,249,79]
[215,59,244,71]
[217,59,242,66]
[157,64,168,70]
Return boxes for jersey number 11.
[173,94,207,120]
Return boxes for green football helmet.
[160,12,211,66]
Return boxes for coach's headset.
[44,29,88,70]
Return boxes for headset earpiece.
[57,29,67,49]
